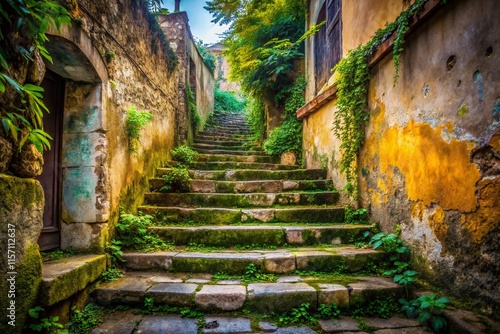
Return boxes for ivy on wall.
[331,0,429,197]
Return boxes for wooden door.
[37,71,64,251]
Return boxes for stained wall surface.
[302,0,500,313]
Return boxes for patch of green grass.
[41,248,75,262]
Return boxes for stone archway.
[39,24,110,251]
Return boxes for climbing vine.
[332,0,428,196]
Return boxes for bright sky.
[161,0,230,45]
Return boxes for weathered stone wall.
[158,12,215,143]
[0,175,44,333]
[207,43,241,92]
[303,0,500,314]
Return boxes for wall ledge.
[297,0,443,120]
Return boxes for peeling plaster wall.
[303,0,500,313]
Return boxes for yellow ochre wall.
[303,0,500,313]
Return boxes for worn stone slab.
[90,310,142,334]
[126,271,185,283]
[187,278,211,284]
[374,328,432,334]
[283,181,299,190]
[277,276,302,283]
[190,180,216,193]
[121,252,177,271]
[364,316,422,329]
[235,180,283,193]
[195,285,246,311]
[318,284,349,308]
[202,317,252,333]
[348,277,404,305]
[294,250,343,272]
[146,283,197,306]
[318,317,360,333]
[443,307,500,334]
[263,252,296,273]
[276,326,318,334]
[173,252,263,274]
[217,279,242,285]
[247,283,317,312]
[135,315,198,334]
[259,321,278,332]
[41,254,106,306]
[95,277,150,305]
[242,209,276,222]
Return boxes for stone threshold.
[41,254,107,306]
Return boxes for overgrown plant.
[0,0,71,152]
[400,295,450,332]
[186,85,201,131]
[112,212,172,253]
[27,306,65,333]
[331,0,428,197]
[161,167,191,193]
[214,88,246,114]
[263,76,305,158]
[245,97,266,143]
[196,40,216,74]
[170,145,198,167]
[66,303,106,334]
[125,107,153,153]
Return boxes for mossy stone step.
[168,161,297,171]
[194,153,278,164]
[196,134,251,141]
[138,206,344,224]
[194,136,248,146]
[192,143,262,151]
[94,273,403,314]
[194,148,268,156]
[144,191,339,208]
[156,168,327,181]
[148,224,374,246]
[119,246,383,274]
[149,179,334,193]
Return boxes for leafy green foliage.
[161,167,191,192]
[125,107,153,153]
[344,207,368,224]
[263,76,305,157]
[317,303,341,319]
[100,267,124,282]
[274,302,340,326]
[213,264,277,283]
[113,212,173,252]
[352,294,399,319]
[245,97,266,143]
[41,248,75,262]
[400,295,450,332]
[27,306,65,333]
[186,85,202,130]
[197,40,216,74]
[67,304,106,334]
[170,145,198,167]
[214,88,246,114]
[0,0,70,152]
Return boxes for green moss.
[457,103,469,118]
[0,243,42,334]
[172,257,262,274]
[0,174,44,209]
[215,182,235,193]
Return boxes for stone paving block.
[283,181,299,190]
[374,328,432,334]
[263,252,296,273]
[294,250,343,272]
[247,283,317,313]
[217,279,242,285]
[135,315,198,334]
[364,316,422,329]
[173,252,263,274]
[127,271,185,283]
[242,209,276,222]
[275,326,318,334]
[348,277,404,306]
[318,317,360,333]
[191,180,216,192]
[318,284,349,308]
[121,252,177,271]
[90,310,142,334]
[195,285,246,311]
[277,276,302,283]
[146,283,198,306]
[259,321,278,332]
[202,317,252,333]
[95,277,151,305]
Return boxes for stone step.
[149,224,374,246]
[194,148,268,156]
[138,206,344,224]
[149,179,334,193]
[196,134,251,141]
[194,153,278,164]
[144,191,339,208]
[156,168,327,181]
[119,246,384,274]
[94,272,401,313]
[90,311,425,334]
[193,143,262,151]
[168,161,297,171]
[194,136,248,146]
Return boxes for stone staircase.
[91,112,423,333]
